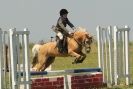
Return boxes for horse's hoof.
[72,61,78,64]
[72,60,81,64]
[76,62,81,64]
[76,60,83,64]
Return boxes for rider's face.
[62,14,68,18]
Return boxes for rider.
[54,9,76,53]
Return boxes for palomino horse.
[32,27,93,71]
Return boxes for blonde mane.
[75,27,86,32]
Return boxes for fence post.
[24,28,31,89]
[97,26,102,68]
[113,26,118,85]
[124,26,130,85]
[9,28,18,89]
[0,28,4,89]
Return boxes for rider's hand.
[72,27,76,30]
[68,32,73,37]
[68,31,72,34]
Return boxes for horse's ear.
[86,33,90,38]
[86,34,93,40]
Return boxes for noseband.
[84,39,92,53]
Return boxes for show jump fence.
[97,26,130,86]
[0,28,103,89]
[0,28,30,89]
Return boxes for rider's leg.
[57,38,63,53]
[63,36,68,53]
[56,32,64,53]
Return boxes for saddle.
[57,36,68,54]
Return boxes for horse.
[32,27,93,71]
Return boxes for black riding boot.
[57,39,64,53]
[62,37,68,53]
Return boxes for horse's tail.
[32,44,41,68]
[32,54,38,68]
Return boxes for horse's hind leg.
[40,56,55,71]
[33,53,48,71]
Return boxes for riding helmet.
[60,9,69,16]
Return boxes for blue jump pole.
[20,68,102,76]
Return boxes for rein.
[72,36,86,47]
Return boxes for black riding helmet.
[60,9,68,16]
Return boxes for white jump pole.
[97,26,102,68]
[107,26,113,84]
[113,26,119,85]
[9,28,18,89]
[124,26,130,85]
[24,28,31,89]
[0,28,4,89]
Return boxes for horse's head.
[73,27,93,53]
[84,34,93,53]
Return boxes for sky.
[0,0,133,42]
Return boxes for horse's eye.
[86,38,92,44]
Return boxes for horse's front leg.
[69,51,82,64]
[78,52,86,63]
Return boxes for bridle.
[72,33,93,53]
[73,37,86,47]
[84,36,92,53]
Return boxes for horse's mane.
[74,27,87,32]
[38,40,46,45]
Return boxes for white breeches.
[57,32,63,40]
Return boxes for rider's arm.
[66,18,75,30]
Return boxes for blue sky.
[0,0,133,42]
